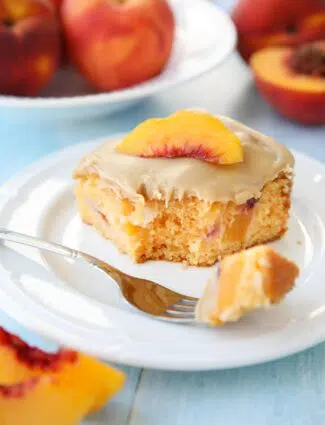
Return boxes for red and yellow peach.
[232,0,325,62]
[0,0,61,96]
[61,0,175,92]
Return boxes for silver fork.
[0,230,198,323]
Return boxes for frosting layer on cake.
[74,115,294,205]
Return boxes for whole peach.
[50,0,62,10]
[61,0,175,92]
[232,0,325,62]
[0,0,61,96]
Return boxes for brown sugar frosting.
[74,115,294,205]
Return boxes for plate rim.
[1,139,325,371]
[0,0,236,109]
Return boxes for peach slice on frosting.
[116,110,244,164]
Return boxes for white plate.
[0,0,236,120]
[1,139,325,371]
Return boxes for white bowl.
[0,0,236,121]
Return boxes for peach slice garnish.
[116,110,244,164]
[0,327,125,425]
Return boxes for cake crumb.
[196,246,299,326]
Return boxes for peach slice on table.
[0,327,125,425]
[250,42,325,125]
[0,328,77,384]
[116,110,244,164]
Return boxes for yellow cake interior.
[75,171,292,266]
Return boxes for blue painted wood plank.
[129,345,325,425]
[88,366,141,425]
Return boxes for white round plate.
[0,0,236,120]
[1,139,325,371]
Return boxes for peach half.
[0,327,125,425]
[116,110,244,164]
[250,42,325,125]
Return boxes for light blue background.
[1,1,325,424]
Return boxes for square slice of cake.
[73,110,294,266]
[195,246,299,325]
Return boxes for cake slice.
[73,110,294,266]
[195,246,299,325]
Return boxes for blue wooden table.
[1,2,325,423]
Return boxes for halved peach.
[250,42,325,124]
[0,328,125,425]
[116,110,244,164]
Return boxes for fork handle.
[0,229,81,260]
[0,229,123,291]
